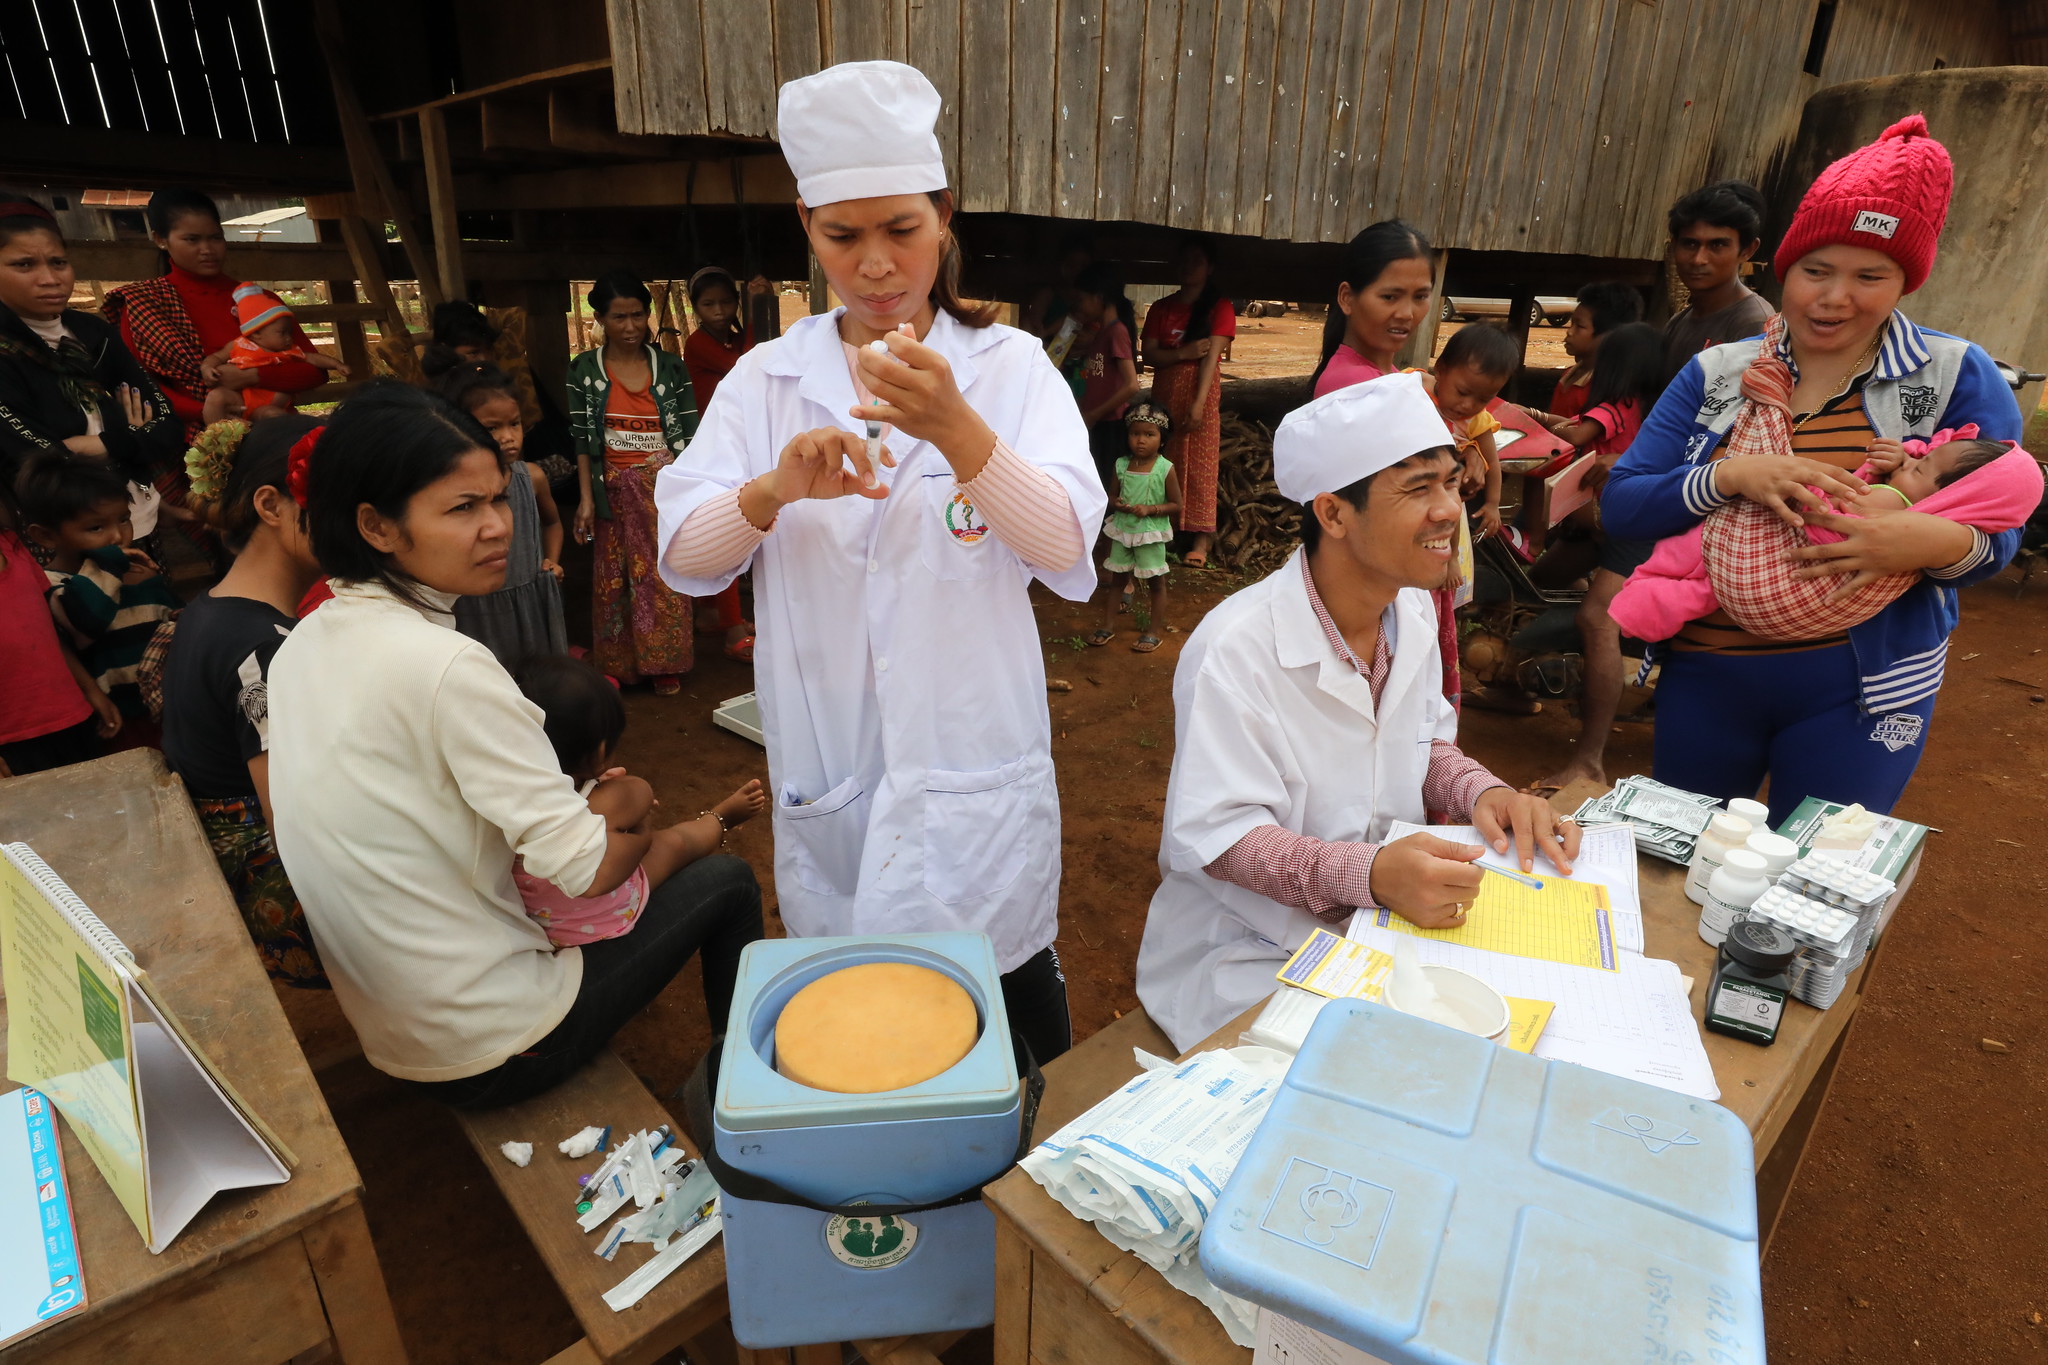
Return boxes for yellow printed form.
[1276,928,1394,1000]
[1,858,149,1244]
[1370,871,1618,971]
[1501,997,1556,1052]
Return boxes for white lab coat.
[1134,551,1458,1049]
[654,309,1105,971]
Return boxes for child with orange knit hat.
[200,285,349,424]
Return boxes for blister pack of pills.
[1779,855,1895,913]
[1743,885,1856,951]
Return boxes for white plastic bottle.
[1744,829,1799,880]
[1699,848,1771,947]
[1686,813,1754,905]
[1726,797,1772,829]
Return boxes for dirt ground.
[285,550,2048,1365]
[279,322,2042,1363]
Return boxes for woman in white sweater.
[267,382,762,1106]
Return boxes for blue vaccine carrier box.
[1202,999,1767,1365]
[713,933,1022,1349]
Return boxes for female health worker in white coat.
[655,62,1106,1063]
[1134,374,1580,1050]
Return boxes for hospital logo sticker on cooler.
[825,1210,918,1269]
[942,487,990,544]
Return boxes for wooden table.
[984,788,1883,1365]
[0,750,408,1364]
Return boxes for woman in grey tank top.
[441,364,569,664]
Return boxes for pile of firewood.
[1211,412,1301,575]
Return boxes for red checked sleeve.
[1205,825,1381,922]
[1422,740,1511,818]
[1203,743,1506,921]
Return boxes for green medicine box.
[1775,797,1930,947]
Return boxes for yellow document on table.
[1276,928,1393,1001]
[0,844,291,1254]
[1501,997,1555,1052]
[1367,869,1618,971]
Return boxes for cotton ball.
[500,1141,533,1168]
[558,1125,608,1159]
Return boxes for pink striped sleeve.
[663,489,770,580]
[964,439,1085,572]
[1205,824,1381,921]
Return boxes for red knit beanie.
[1774,114,1952,294]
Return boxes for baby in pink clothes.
[1610,432,2042,644]
[512,655,764,947]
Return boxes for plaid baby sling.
[1697,316,1917,641]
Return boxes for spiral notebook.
[0,843,292,1254]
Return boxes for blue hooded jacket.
[1603,312,2023,714]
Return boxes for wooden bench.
[452,1049,766,1365]
[454,1048,984,1365]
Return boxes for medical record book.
[1202,998,1765,1364]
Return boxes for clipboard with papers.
[1347,822,1716,1100]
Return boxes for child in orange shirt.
[201,286,348,423]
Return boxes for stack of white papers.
[1348,822,1718,1100]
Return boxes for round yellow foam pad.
[774,962,980,1093]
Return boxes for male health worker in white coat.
[1135,373,1581,1050]
[655,62,1105,1062]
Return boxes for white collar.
[22,314,68,347]
[329,577,460,625]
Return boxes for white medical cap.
[1272,372,1454,502]
[777,61,949,208]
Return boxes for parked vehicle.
[1441,295,1577,326]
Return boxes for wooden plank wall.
[607,0,2012,257]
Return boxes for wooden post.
[649,280,684,356]
[1396,247,1452,369]
[808,254,831,316]
[336,216,413,343]
[312,0,443,309]
[485,281,573,400]
[419,106,467,306]
[322,280,373,377]
[1505,286,1538,367]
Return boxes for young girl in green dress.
[1090,403,1181,653]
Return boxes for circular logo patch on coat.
[943,487,990,543]
[824,1211,918,1269]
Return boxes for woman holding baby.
[1603,115,2031,822]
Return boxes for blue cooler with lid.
[711,932,1022,1348]
[1202,998,1766,1364]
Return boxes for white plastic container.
[1726,797,1772,829]
[1699,848,1771,947]
[1384,963,1510,1043]
[1744,829,1799,879]
[1685,812,1754,905]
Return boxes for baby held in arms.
[1609,428,2042,644]
[511,654,765,947]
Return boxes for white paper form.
[1383,820,1644,952]
[1345,917,1718,1099]
[1350,823,1715,1100]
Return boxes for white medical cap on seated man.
[778,61,948,207]
[1272,371,1456,503]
